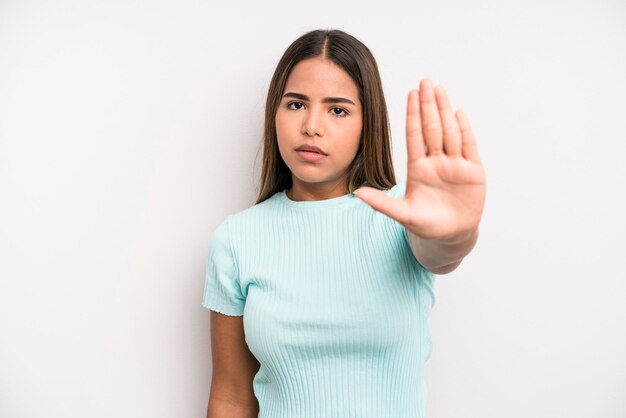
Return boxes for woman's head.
[255,29,396,204]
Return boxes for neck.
[287,180,349,202]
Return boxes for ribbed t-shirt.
[202,180,436,418]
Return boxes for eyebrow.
[282,92,356,106]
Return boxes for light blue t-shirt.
[203,180,436,418]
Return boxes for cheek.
[343,119,363,142]
[274,113,283,133]
[336,125,362,157]
[275,111,294,138]
[274,116,286,145]
[274,114,292,156]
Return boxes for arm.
[207,311,260,418]
[406,227,479,275]
[353,80,486,277]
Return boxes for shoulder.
[385,180,407,199]
[208,216,235,259]
[220,191,283,235]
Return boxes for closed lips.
[296,145,327,155]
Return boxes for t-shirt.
[202,180,436,418]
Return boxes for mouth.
[295,149,328,162]
[295,145,327,156]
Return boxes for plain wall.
[1,0,624,417]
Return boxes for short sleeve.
[385,180,412,247]
[386,180,407,199]
[202,216,246,316]
[387,180,436,308]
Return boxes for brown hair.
[254,28,396,204]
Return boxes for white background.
[1,0,625,417]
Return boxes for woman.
[203,28,486,418]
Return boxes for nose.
[301,107,324,137]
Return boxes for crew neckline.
[278,189,357,208]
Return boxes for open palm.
[355,78,486,241]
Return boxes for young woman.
[203,28,486,418]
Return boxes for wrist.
[438,227,479,246]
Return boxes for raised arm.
[353,78,486,274]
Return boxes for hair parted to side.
[254,28,396,205]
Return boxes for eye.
[331,107,348,117]
[285,101,349,118]
[286,101,304,110]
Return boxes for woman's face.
[275,56,363,195]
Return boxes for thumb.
[354,186,408,224]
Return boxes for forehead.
[284,57,359,99]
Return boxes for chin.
[291,170,344,186]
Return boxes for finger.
[420,78,443,155]
[406,89,425,165]
[353,186,410,225]
[434,85,462,157]
[456,109,481,163]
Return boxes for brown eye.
[287,102,304,110]
[331,107,348,117]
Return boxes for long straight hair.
[255,29,396,204]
